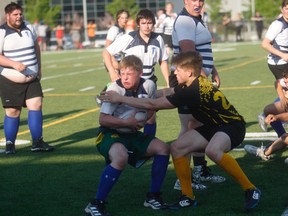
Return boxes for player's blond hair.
[171,51,202,76]
[120,55,143,73]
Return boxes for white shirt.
[106,30,168,80]
[265,16,288,65]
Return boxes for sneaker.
[31,137,55,152]
[244,144,258,155]
[258,113,268,132]
[5,141,15,154]
[245,188,261,210]
[256,145,271,161]
[281,207,288,216]
[84,200,111,216]
[284,158,288,165]
[173,179,207,191]
[177,195,197,208]
[193,163,226,183]
[143,192,167,210]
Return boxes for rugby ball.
[116,110,148,133]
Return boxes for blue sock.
[270,121,286,137]
[4,115,19,143]
[28,110,43,140]
[150,155,169,193]
[96,165,121,201]
[144,123,156,137]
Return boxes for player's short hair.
[5,2,22,14]
[116,9,130,21]
[171,51,203,76]
[282,0,288,8]
[136,9,156,25]
[120,55,143,73]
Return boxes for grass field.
[0,42,288,216]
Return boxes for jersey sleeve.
[100,82,124,115]
[106,26,118,42]
[106,34,132,56]
[174,16,197,42]
[265,20,283,41]
[0,28,5,53]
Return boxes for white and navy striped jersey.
[100,78,156,117]
[0,21,38,76]
[172,8,213,76]
[265,16,288,65]
[106,24,126,61]
[163,14,177,36]
[106,30,169,80]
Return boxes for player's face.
[118,13,129,28]
[138,18,154,36]
[120,67,142,90]
[174,66,191,85]
[184,0,205,17]
[281,5,288,22]
[6,9,23,30]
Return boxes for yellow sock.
[218,153,255,190]
[173,157,194,199]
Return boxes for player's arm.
[102,48,120,82]
[99,112,139,129]
[101,91,175,110]
[155,87,174,98]
[34,39,42,79]
[262,37,288,62]
[0,55,26,72]
[159,60,170,87]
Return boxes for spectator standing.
[251,11,264,40]
[54,23,64,50]
[37,20,47,51]
[222,13,231,42]
[70,22,81,49]
[233,13,244,42]
[87,20,96,48]
[0,2,54,154]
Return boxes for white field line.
[79,86,95,92]
[41,68,95,81]
[42,88,55,93]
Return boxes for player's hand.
[13,62,26,72]
[265,114,276,124]
[100,90,121,103]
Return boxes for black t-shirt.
[166,75,245,126]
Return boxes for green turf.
[0,42,287,216]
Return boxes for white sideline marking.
[73,63,83,67]
[42,88,55,93]
[250,80,261,85]
[0,139,30,146]
[42,68,95,81]
[80,86,95,92]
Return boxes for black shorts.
[0,76,43,108]
[268,63,288,80]
[162,34,173,49]
[195,121,246,150]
